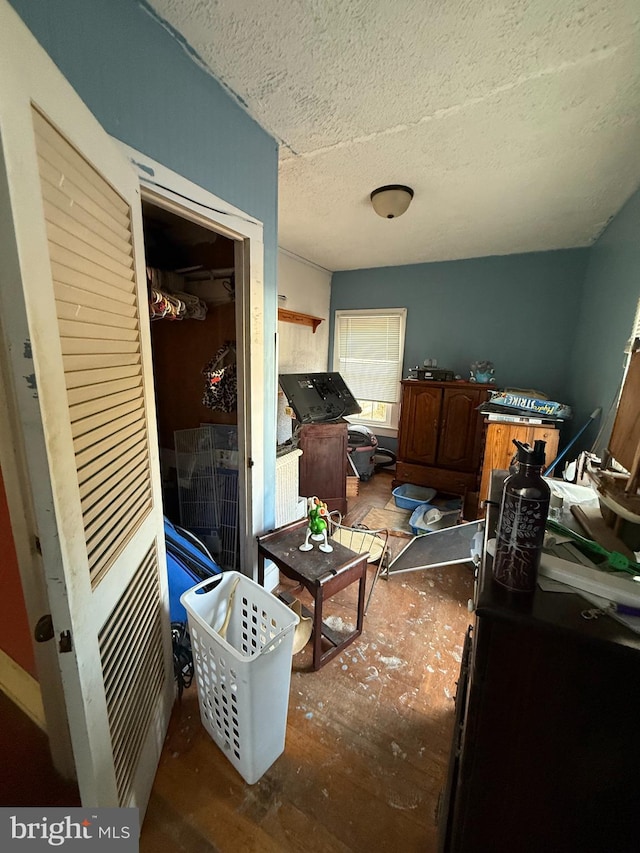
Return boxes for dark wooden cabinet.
[298,421,348,515]
[396,380,488,495]
[438,387,486,469]
[398,383,441,464]
[438,502,640,853]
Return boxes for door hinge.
[58,630,73,654]
[247,457,254,468]
[34,536,42,555]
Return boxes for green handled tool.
[545,518,640,576]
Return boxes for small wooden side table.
[257,518,367,670]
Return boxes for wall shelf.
[278,308,324,333]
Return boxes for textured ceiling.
[145,0,640,271]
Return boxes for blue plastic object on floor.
[392,483,437,510]
[164,517,222,622]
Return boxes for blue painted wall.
[8,0,638,484]
[331,250,589,404]
[568,188,640,451]
[8,0,280,518]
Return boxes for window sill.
[345,417,397,439]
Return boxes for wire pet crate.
[174,427,220,537]
[206,425,239,572]
[174,425,240,571]
[215,466,239,571]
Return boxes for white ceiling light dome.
[370,185,414,219]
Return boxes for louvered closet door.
[0,2,173,810]
[35,109,153,586]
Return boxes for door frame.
[119,141,266,574]
[0,320,76,778]
[0,0,266,803]
[0,140,267,777]
[0,128,266,791]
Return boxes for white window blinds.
[334,309,406,403]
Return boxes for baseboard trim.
[0,648,46,732]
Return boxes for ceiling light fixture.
[370,185,414,219]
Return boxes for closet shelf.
[278,308,324,333]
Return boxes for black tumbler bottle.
[492,439,550,593]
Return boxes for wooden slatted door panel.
[99,545,166,805]
[0,3,174,811]
[32,107,153,587]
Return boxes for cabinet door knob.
[34,614,54,643]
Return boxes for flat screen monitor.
[278,372,361,424]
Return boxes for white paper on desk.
[537,576,574,593]
[539,552,640,608]
[544,480,600,508]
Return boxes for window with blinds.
[333,308,406,431]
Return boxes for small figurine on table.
[299,496,333,553]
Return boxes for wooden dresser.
[396,380,490,497]
[437,497,640,853]
[298,421,348,515]
[478,420,560,508]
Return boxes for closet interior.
[142,200,241,571]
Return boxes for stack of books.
[480,390,572,425]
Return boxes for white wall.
[274,250,332,578]
[277,250,331,373]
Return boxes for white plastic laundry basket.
[180,571,299,784]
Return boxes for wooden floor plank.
[140,472,473,852]
[0,470,472,853]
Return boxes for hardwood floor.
[141,471,473,852]
[0,691,80,807]
[0,471,474,852]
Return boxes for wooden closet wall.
[142,202,237,451]
[151,300,236,449]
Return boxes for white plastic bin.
[180,571,299,784]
